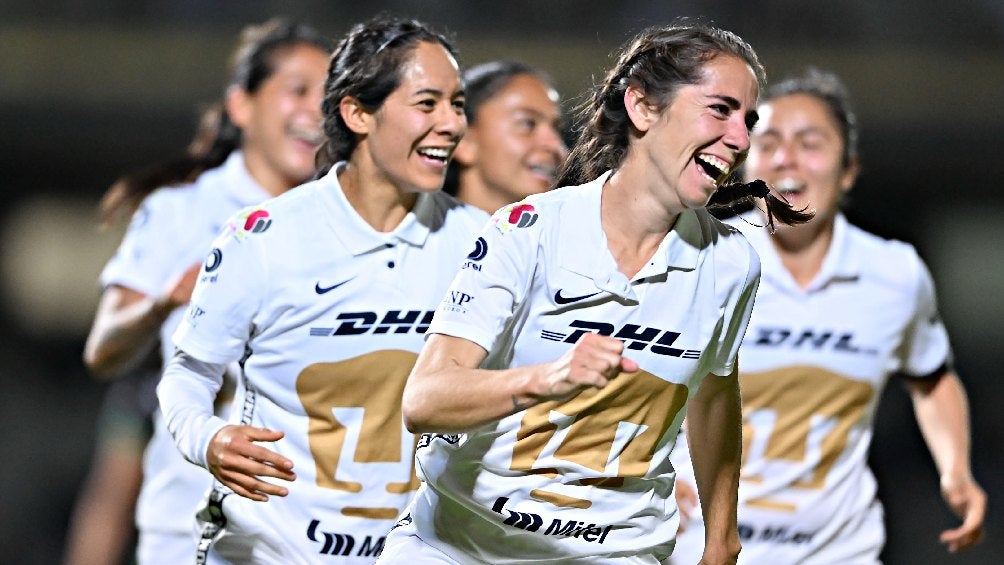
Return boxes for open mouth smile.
[695,153,731,185]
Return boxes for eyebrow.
[712,94,742,110]
[411,87,465,98]
[710,94,758,123]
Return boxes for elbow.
[401,396,429,434]
[401,384,438,434]
[402,413,423,435]
[82,347,120,380]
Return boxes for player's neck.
[338,162,418,233]
[771,219,835,289]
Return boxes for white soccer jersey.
[171,164,487,563]
[99,152,271,538]
[670,212,953,564]
[404,172,760,564]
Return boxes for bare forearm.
[910,371,973,480]
[908,370,986,550]
[84,292,173,378]
[403,332,634,433]
[687,372,742,557]
[403,360,543,433]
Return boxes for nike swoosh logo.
[554,289,601,305]
[315,278,354,295]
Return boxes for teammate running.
[157,15,487,563]
[75,19,330,564]
[444,60,566,213]
[670,68,985,564]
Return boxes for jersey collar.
[815,213,860,286]
[737,211,860,292]
[222,151,272,206]
[558,171,702,299]
[319,163,432,255]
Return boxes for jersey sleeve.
[428,202,541,354]
[172,209,269,365]
[710,238,761,376]
[100,193,187,296]
[899,251,953,378]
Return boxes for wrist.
[512,365,548,410]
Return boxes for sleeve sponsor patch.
[493,202,539,233]
[226,208,273,240]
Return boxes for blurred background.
[0,1,1001,563]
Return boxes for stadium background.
[0,1,1000,563]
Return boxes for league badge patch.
[493,202,538,233]
[226,208,273,241]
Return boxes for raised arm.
[906,369,986,552]
[685,368,742,565]
[402,332,638,433]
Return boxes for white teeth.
[698,153,730,175]
[418,147,450,160]
[290,128,324,145]
[775,178,805,192]
[529,164,557,177]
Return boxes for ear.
[452,131,478,166]
[339,95,373,135]
[839,156,861,194]
[623,85,658,133]
[225,86,253,130]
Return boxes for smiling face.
[633,54,760,211]
[229,42,330,195]
[359,41,466,194]
[456,74,566,207]
[744,92,859,226]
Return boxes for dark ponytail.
[708,179,814,232]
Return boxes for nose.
[436,102,466,140]
[770,140,795,169]
[723,118,751,154]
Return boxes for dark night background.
[0,1,1001,563]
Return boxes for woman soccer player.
[75,18,330,564]
[157,15,487,563]
[380,20,809,565]
[670,68,985,564]
[444,60,566,213]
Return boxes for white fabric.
[669,212,953,564]
[100,152,271,550]
[167,163,487,563]
[158,351,228,468]
[397,173,760,564]
[135,530,203,565]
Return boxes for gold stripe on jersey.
[529,489,593,509]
